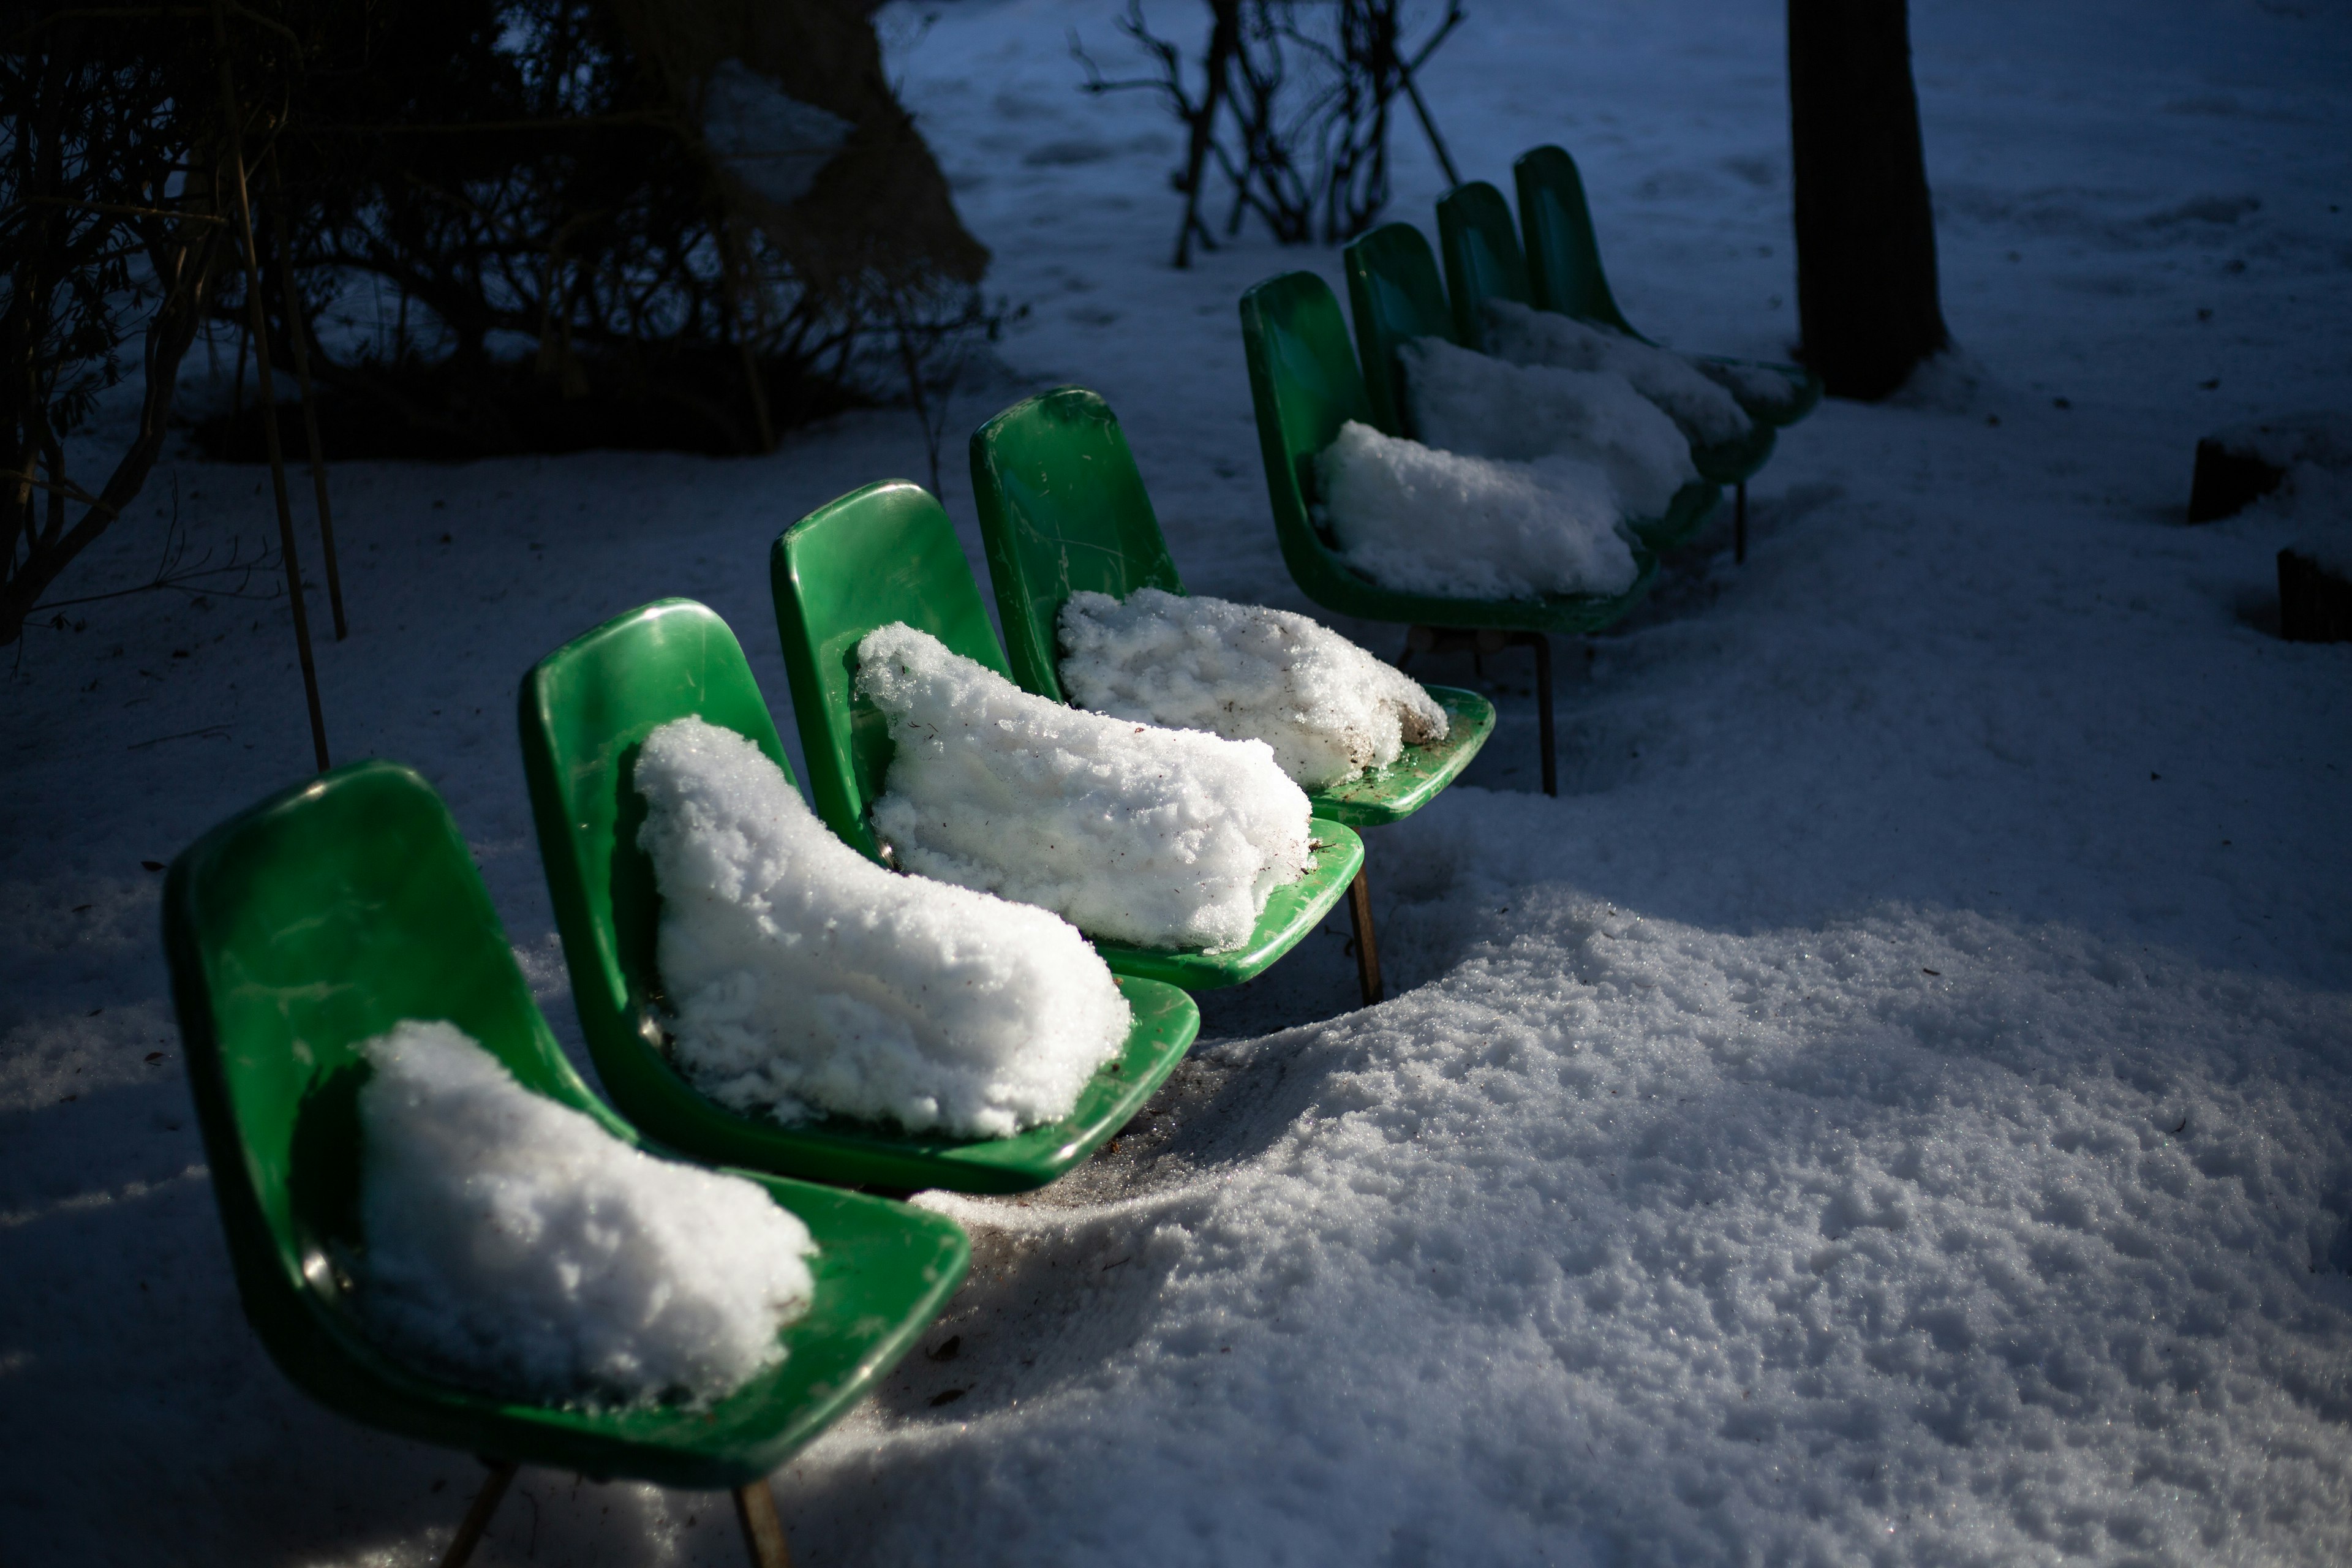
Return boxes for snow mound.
[1315,420,1642,600]
[857,623,1314,952]
[1401,334,1698,517]
[352,1020,816,1408]
[1483,299,1752,447]
[1691,355,1808,421]
[635,717,1132,1138]
[1056,587,1448,791]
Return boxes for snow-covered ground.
[5,0,2350,1562]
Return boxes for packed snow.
[1317,420,1643,599]
[634,716,1131,1139]
[857,623,1314,951]
[1056,587,1449,790]
[1483,297,1755,447]
[6,0,2352,1564]
[1401,333,1700,516]
[352,1020,815,1408]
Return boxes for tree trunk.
[1787,0,1948,400]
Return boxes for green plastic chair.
[162,759,970,1567]
[771,478,1366,993]
[1344,220,1721,555]
[519,597,1200,1195]
[1343,222,1457,439]
[968,385,1499,1001]
[1436,180,1768,540]
[1515,145,1821,429]
[1241,268,1665,794]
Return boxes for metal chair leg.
[1735,480,1747,564]
[1346,864,1383,1005]
[1521,631,1556,796]
[439,1460,518,1568]
[734,1479,794,1568]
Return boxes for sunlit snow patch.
[1316,420,1642,600]
[857,623,1313,952]
[1402,334,1698,518]
[635,716,1131,1138]
[1057,587,1448,790]
[353,1020,816,1408]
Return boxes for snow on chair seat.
[770,478,1367,996]
[518,598,1200,1193]
[161,758,969,1566]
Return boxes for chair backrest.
[970,388,1186,705]
[1342,222,1457,437]
[164,760,627,1419]
[1436,181,1534,351]
[518,598,791,1092]
[771,479,1012,857]
[1238,271,1395,614]
[1514,145,1641,338]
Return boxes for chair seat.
[624,975,1198,1194]
[1305,685,1496,827]
[1087,816,1365,989]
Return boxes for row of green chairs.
[1237,145,1822,794]
[167,383,1504,1562]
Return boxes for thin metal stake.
[266,148,346,639]
[438,1460,518,1568]
[733,1479,794,1568]
[1346,865,1383,1005]
[212,1,329,771]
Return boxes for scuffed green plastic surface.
[971,385,1494,827]
[1241,269,1660,635]
[162,760,970,1489]
[772,478,1363,990]
[519,598,1200,1194]
[1515,145,1821,429]
[1301,687,1497,827]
